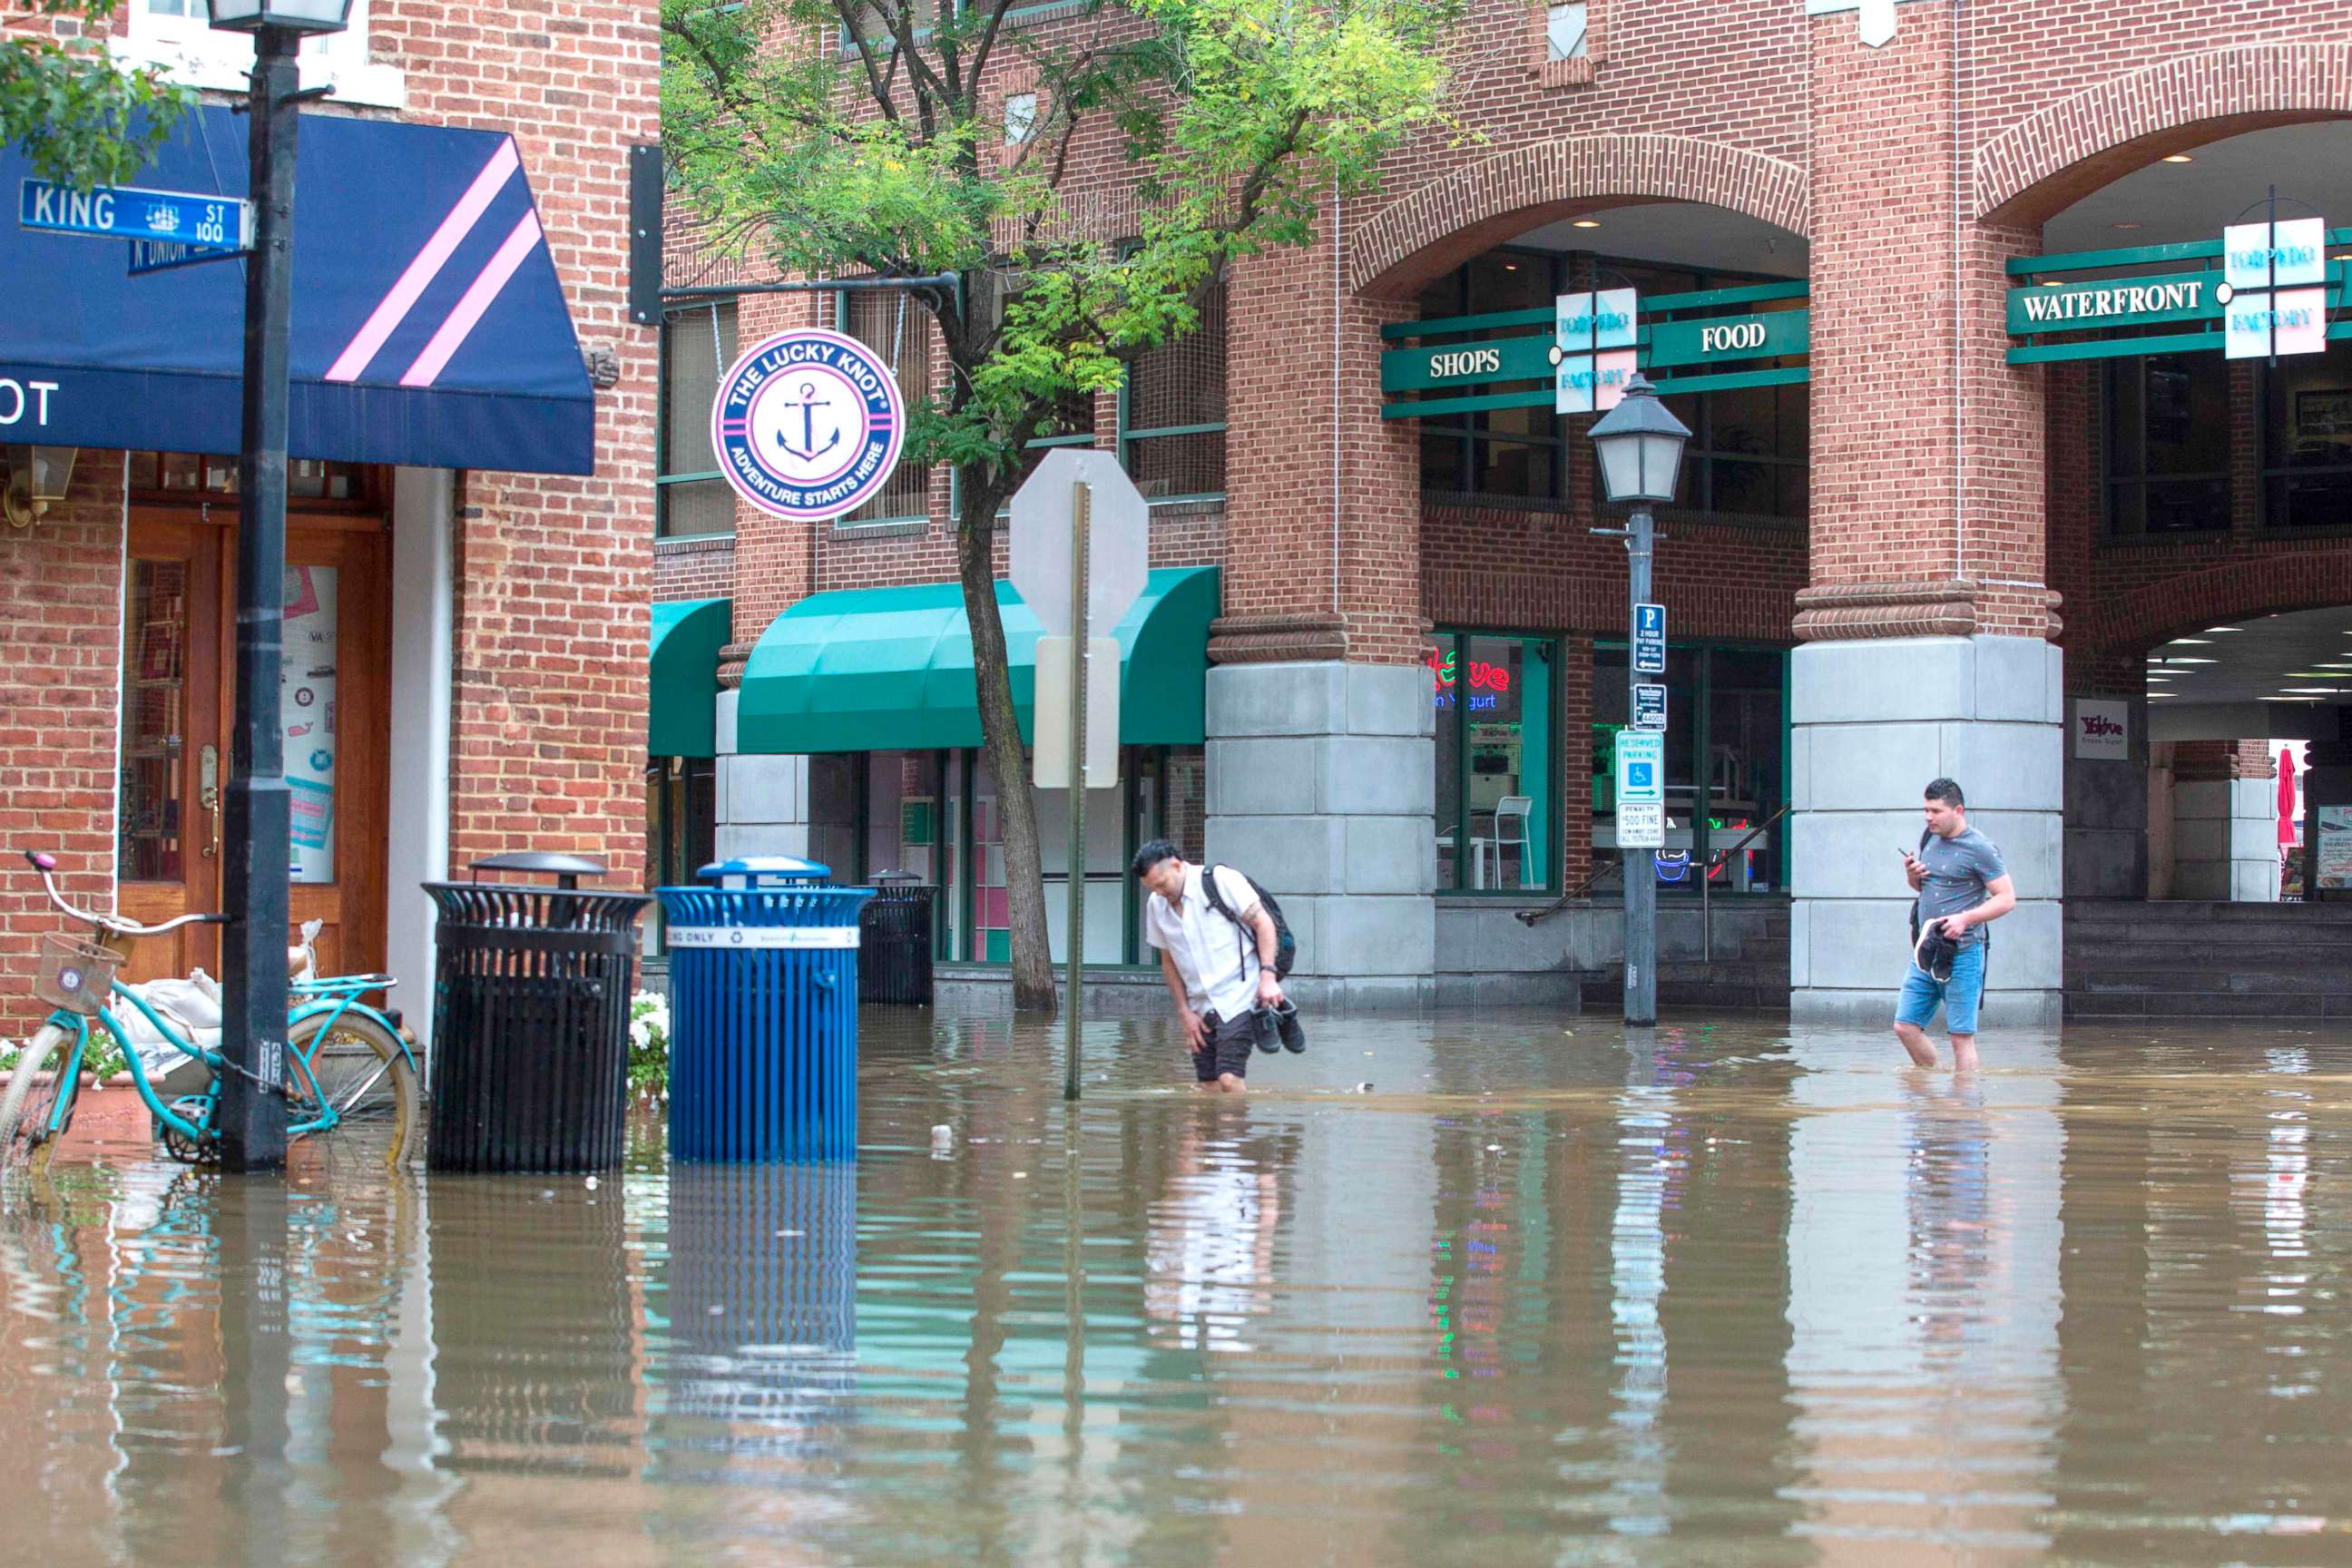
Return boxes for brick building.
[653,1,2352,1019]
[0,2,657,1040]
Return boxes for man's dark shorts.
[1191,1010,1258,1083]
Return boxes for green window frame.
[1429,629,1563,896]
[656,302,739,538]
[1117,278,1227,505]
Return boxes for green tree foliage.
[3,0,191,188]
[663,0,1460,1007]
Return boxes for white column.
[386,467,454,1048]
[1789,634,2064,1026]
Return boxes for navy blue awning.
[0,107,593,475]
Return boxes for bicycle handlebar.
[21,848,229,939]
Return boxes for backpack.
[1200,864,1298,980]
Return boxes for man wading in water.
[1134,840,1296,1094]
[1894,778,2016,1073]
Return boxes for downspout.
[1333,173,1343,622]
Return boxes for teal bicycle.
[0,849,420,1174]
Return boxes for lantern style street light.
[1587,373,1690,1028]
[205,0,351,1171]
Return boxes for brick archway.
[1346,134,1808,299]
[2086,553,2352,656]
[1975,44,2352,224]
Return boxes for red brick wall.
[373,0,662,879]
[654,535,735,604]
[0,462,125,1036]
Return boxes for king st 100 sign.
[711,328,906,521]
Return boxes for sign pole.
[1063,480,1091,1102]
[1623,507,1657,1028]
[220,25,303,1171]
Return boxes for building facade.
[0,1,659,1042]
[653,1,2352,1019]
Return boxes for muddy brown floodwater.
[5,1009,2352,1566]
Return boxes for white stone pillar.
[1203,662,1435,1009]
[1789,634,2064,1026]
[712,689,815,861]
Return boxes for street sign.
[1632,682,1667,730]
[1009,448,1147,635]
[21,178,250,251]
[1034,635,1120,789]
[1633,603,1666,673]
[1616,729,1666,849]
[129,238,248,276]
[1616,730,1664,802]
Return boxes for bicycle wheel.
[286,1011,419,1171]
[0,1022,75,1172]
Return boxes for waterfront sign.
[710,328,906,521]
[20,178,250,251]
[2006,209,2342,366]
[1633,682,1667,730]
[1633,603,1666,674]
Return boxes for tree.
[4,0,190,187]
[663,0,1460,1010]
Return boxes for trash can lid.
[698,856,831,884]
[872,867,921,884]
[473,851,611,886]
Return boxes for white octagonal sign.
[1009,449,1149,637]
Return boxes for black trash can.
[858,872,936,1004]
[423,852,650,1172]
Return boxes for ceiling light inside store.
[1572,219,1602,230]
[2162,153,2195,163]
[2112,221,2142,230]
[2203,625,2243,632]
[2166,638,2211,645]
[2280,687,2342,694]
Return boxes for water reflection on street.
[7,1011,2352,1564]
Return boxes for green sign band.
[1380,306,1809,396]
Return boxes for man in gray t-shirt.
[1894,778,2017,1072]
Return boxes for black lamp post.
[207,0,351,1171]
[1587,372,1690,1028]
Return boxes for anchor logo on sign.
[774,381,843,463]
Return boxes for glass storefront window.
[1429,631,1555,893]
[282,564,338,884]
[1592,643,1787,893]
[121,560,189,883]
[2260,339,2352,530]
[2106,353,2229,535]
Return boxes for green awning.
[649,597,730,757]
[737,566,1219,755]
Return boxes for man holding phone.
[1894,778,2016,1072]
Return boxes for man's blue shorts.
[1896,940,1986,1036]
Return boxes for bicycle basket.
[34,934,120,1016]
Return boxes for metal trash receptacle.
[423,852,650,1173]
[858,871,936,1004]
[656,858,874,1162]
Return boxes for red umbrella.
[2278,747,2298,848]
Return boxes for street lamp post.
[206,0,351,1171]
[1587,373,1690,1028]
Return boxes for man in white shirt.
[1133,839,1284,1093]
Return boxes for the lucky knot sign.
[711,328,905,521]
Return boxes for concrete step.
[2066,965,2352,994]
[2064,990,2352,1020]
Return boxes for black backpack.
[1200,864,1298,980]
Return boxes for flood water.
[5,1010,2352,1565]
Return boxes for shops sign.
[710,328,906,522]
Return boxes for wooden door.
[117,510,390,984]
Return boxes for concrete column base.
[1789,634,2064,1026]
[1204,661,1435,1010]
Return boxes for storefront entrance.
[117,507,389,983]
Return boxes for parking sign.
[1634,603,1666,673]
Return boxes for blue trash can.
[655,858,874,1161]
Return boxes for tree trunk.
[957,507,1058,1013]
